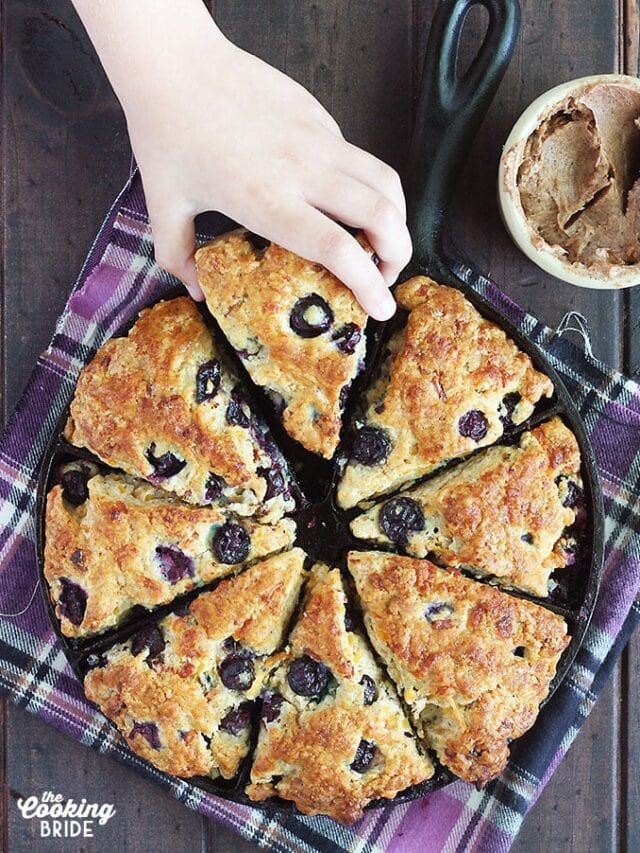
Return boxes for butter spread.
[516,82,640,273]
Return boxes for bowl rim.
[498,73,640,289]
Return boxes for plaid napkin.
[1,171,638,853]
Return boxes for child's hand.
[72,0,411,320]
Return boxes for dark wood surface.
[1,1,637,850]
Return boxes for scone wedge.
[350,417,583,597]
[246,563,433,823]
[195,230,369,459]
[348,551,569,785]
[84,549,306,780]
[337,277,554,508]
[64,297,296,521]
[45,469,297,638]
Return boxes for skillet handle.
[406,0,520,276]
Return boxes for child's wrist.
[73,0,229,116]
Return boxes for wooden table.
[1,1,638,850]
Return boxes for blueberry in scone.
[347,551,570,785]
[58,462,96,506]
[350,417,582,597]
[64,297,296,521]
[83,549,306,780]
[246,563,434,823]
[194,230,370,459]
[45,470,297,638]
[336,277,554,508]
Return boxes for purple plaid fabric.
[1,172,638,852]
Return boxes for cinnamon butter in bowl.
[499,74,640,288]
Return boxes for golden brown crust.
[287,564,357,681]
[195,231,369,458]
[347,551,569,785]
[246,564,433,823]
[44,472,296,638]
[64,297,295,520]
[350,417,582,597]
[187,549,306,656]
[84,549,306,779]
[337,277,554,508]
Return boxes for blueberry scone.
[84,549,306,779]
[350,418,583,597]
[348,552,569,785]
[246,563,433,823]
[337,277,554,508]
[64,297,296,521]
[45,467,297,638]
[195,230,369,458]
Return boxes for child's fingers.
[307,175,412,286]
[337,142,407,219]
[149,209,204,300]
[376,257,410,290]
[178,261,204,301]
[278,203,396,321]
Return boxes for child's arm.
[71,0,411,320]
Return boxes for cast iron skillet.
[35,0,604,814]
